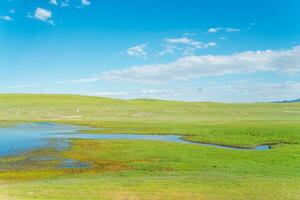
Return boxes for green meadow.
[0,94,300,200]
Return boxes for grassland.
[0,94,300,199]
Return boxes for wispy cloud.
[60,0,70,7]
[49,0,70,7]
[138,89,173,95]
[126,44,147,57]
[49,0,58,5]
[101,45,300,83]
[183,32,196,36]
[1,84,39,89]
[56,77,100,84]
[207,27,221,33]
[0,15,13,21]
[207,27,240,33]
[92,91,128,97]
[81,0,91,6]
[159,37,216,56]
[56,45,300,85]
[198,81,300,102]
[224,27,240,32]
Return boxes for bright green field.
[0,94,300,200]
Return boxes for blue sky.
[0,0,300,102]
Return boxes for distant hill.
[272,99,300,103]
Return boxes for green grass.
[0,94,300,199]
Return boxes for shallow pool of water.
[0,122,92,156]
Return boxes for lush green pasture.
[1,94,300,147]
[0,94,300,199]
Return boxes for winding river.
[0,122,271,157]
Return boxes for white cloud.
[159,37,216,56]
[198,81,300,102]
[183,32,196,36]
[56,77,100,84]
[207,27,221,33]
[60,0,70,7]
[81,0,91,6]
[33,8,54,25]
[207,27,240,33]
[2,84,39,89]
[224,27,240,32]
[92,91,128,97]
[50,0,58,5]
[58,45,300,85]
[165,37,198,45]
[126,44,147,57]
[0,15,13,21]
[138,89,172,95]
[50,0,70,7]
[100,45,300,83]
